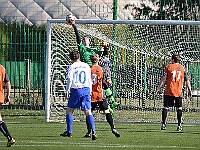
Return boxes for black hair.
[172,53,181,63]
[69,50,80,61]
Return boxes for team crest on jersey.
[91,70,100,73]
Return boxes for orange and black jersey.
[90,65,103,102]
[164,63,188,97]
[0,65,10,104]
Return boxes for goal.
[45,19,200,123]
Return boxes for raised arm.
[72,24,81,45]
[66,14,81,45]
[101,41,109,56]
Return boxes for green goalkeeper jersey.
[79,43,103,66]
[72,24,105,66]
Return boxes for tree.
[124,0,200,20]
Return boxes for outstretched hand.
[65,92,69,100]
[156,88,161,96]
[4,95,10,104]
[188,91,192,98]
[66,14,76,25]
[102,41,107,47]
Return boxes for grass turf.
[0,117,199,150]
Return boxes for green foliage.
[124,0,200,20]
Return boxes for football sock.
[0,121,12,141]
[66,114,73,134]
[85,117,91,134]
[177,109,182,126]
[86,115,96,134]
[162,108,168,124]
[106,113,114,129]
[108,105,114,117]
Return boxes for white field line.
[0,140,198,149]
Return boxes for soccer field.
[0,117,199,150]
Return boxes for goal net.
[46,19,200,123]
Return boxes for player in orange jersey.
[84,54,120,138]
[0,65,15,147]
[156,53,192,131]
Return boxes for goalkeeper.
[67,14,119,115]
[98,42,120,116]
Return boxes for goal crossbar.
[48,19,200,25]
[45,19,200,123]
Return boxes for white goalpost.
[45,19,200,123]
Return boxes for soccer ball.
[66,13,76,24]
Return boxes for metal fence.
[0,1,199,122]
[0,23,46,111]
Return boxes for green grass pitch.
[0,118,199,150]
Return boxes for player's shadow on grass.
[34,135,64,138]
[128,129,159,133]
[165,131,200,135]
[167,131,184,134]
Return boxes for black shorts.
[91,100,109,111]
[164,95,182,107]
